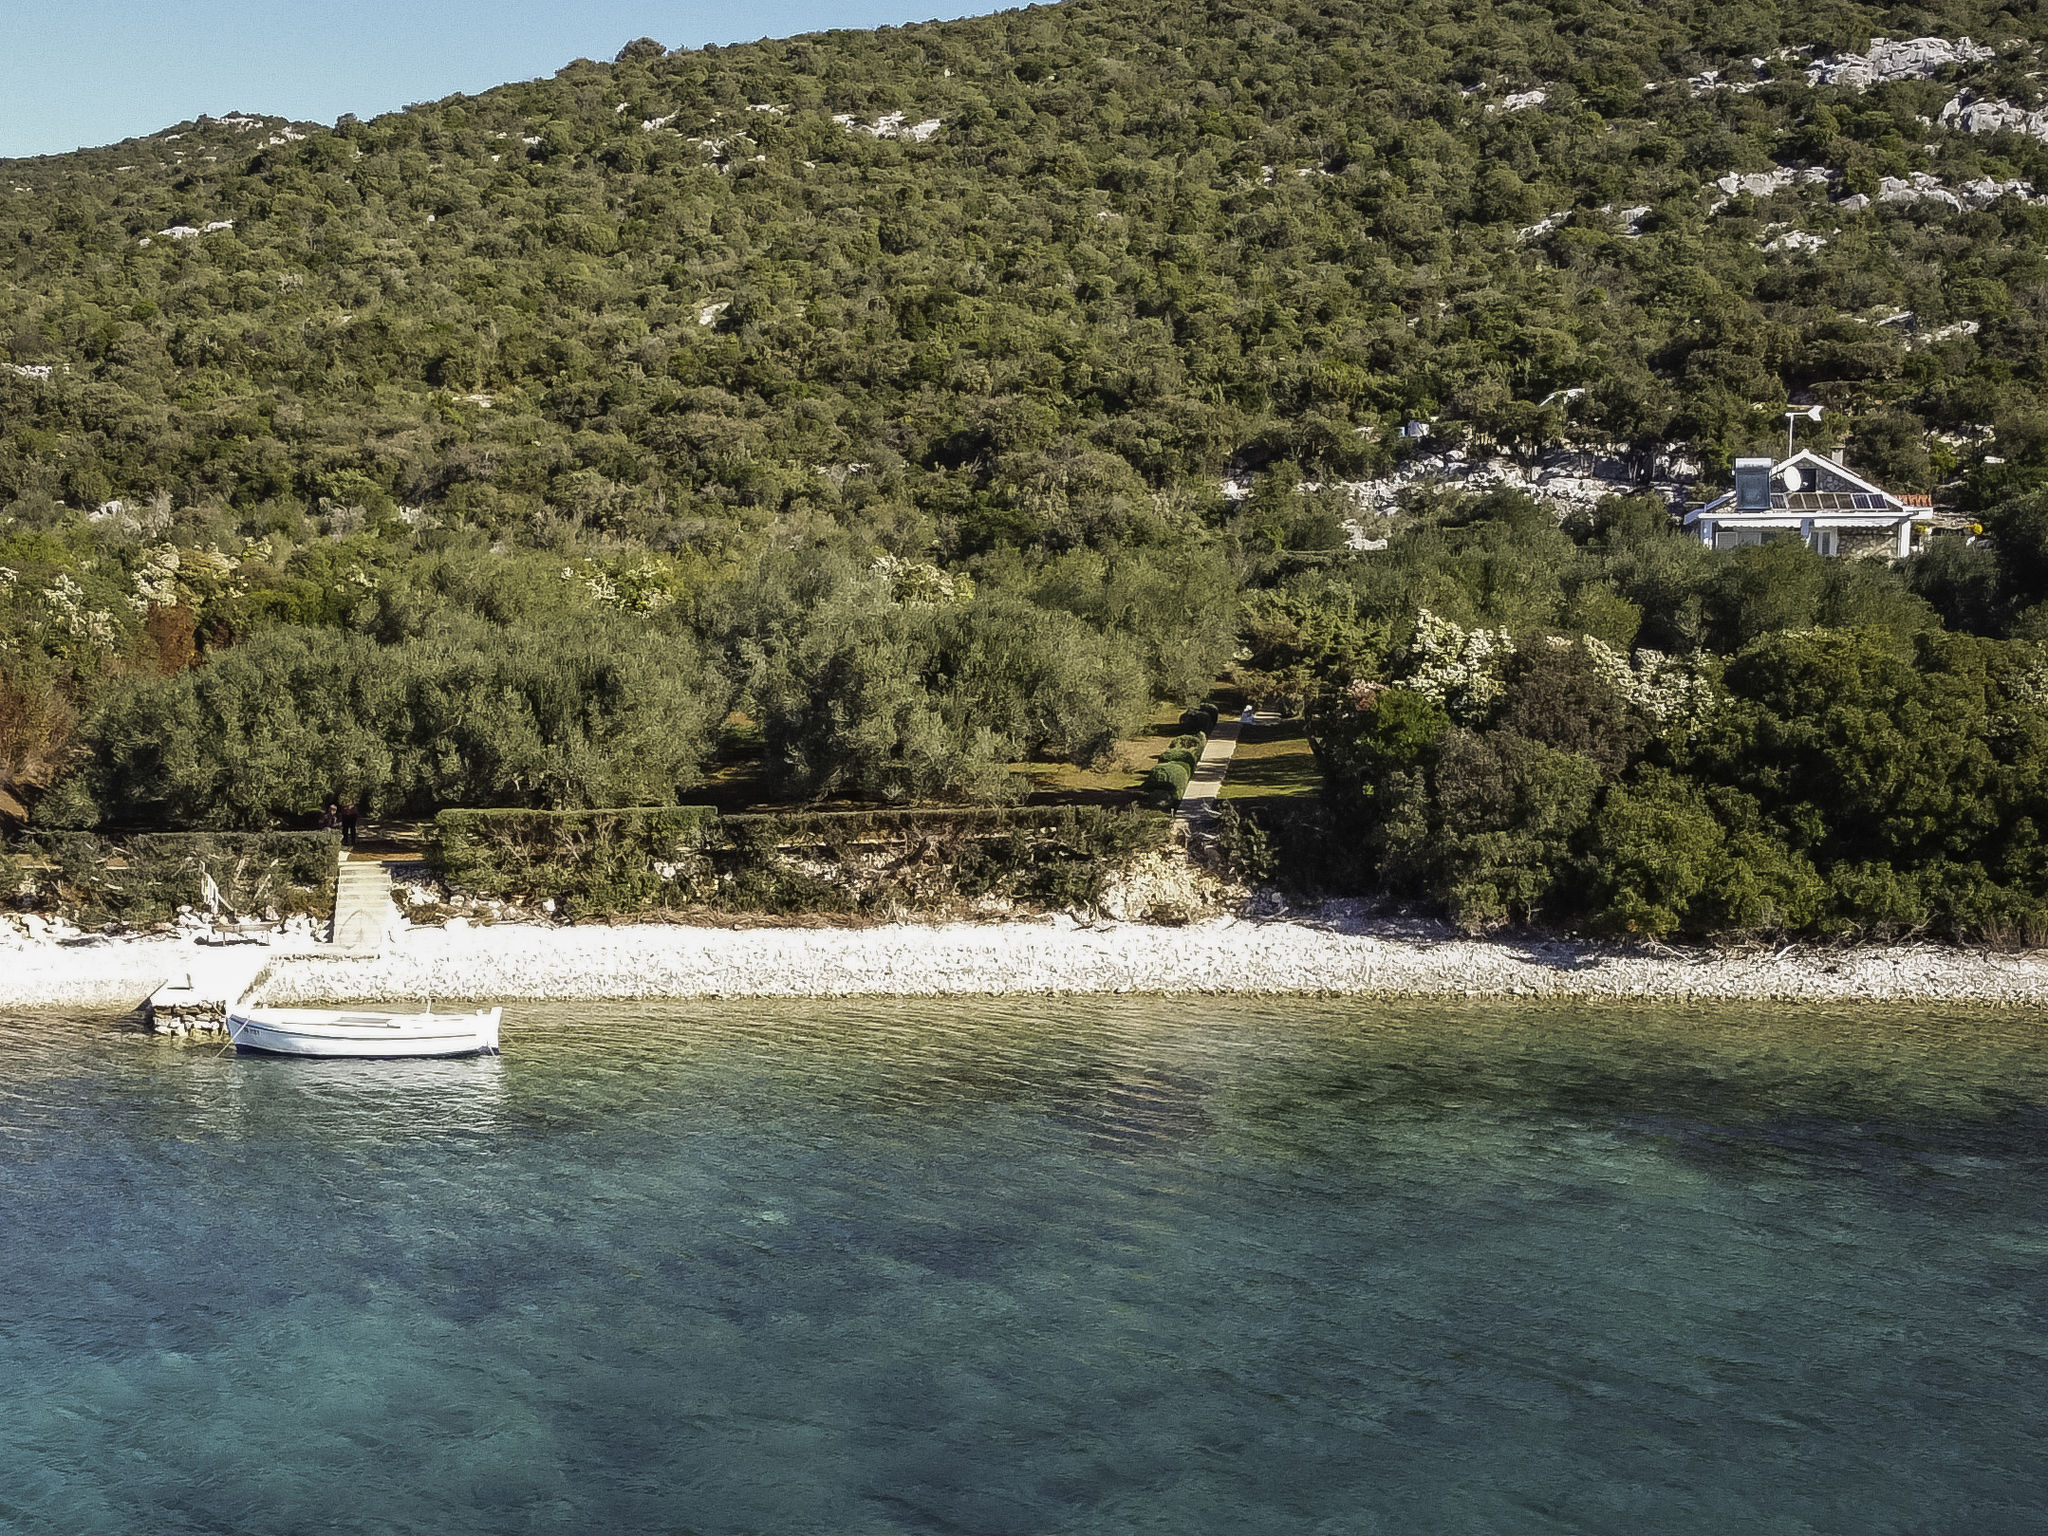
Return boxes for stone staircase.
[331,855,396,954]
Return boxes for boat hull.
[226,1007,501,1059]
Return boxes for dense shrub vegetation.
[1263,492,2048,941]
[437,803,1161,917]
[5,0,2048,938]
[7,830,337,927]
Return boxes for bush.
[57,621,721,829]
[1171,732,1208,754]
[9,829,340,927]
[1213,803,1277,885]
[1158,746,1201,770]
[1583,771,1724,938]
[437,807,719,916]
[435,804,1168,917]
[1143,758,1193,808]
[1375,729,1602,932]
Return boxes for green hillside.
[6,1,2047,515]
[7,0,2048,940]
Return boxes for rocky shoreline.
[6,905,2046,1014]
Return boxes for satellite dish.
[1781,466,1803,492]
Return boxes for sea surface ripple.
[0,999,2043,1534]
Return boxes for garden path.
[1175,715,1245,829]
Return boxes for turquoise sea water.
[0,998,2044,1534]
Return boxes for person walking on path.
[339,800,360,849]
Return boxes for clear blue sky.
[0,0,1009,160]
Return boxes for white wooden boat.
[226,1005,501,1058]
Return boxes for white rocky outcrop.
[833,112,943,142]
[154,220,233,241]
[1489,89,1547,113]
[1764,229,1828,252]
[1843,172,2041,213]
[1960,176,2042,206]
[1940,92,2048,143]
[1713,166,1833,202]
[1518,205,1649,240]
[1807,36,1996,90]
[1229,445,1698,536]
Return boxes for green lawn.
[1221,718,1323,801]
[1011,701,1187,805]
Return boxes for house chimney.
[1733,456,1774,512]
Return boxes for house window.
[1714,528,1764,550]
[1809,528,1839,557]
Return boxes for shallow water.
[1,999,2044,1534]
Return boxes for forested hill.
[4,0,2047,534]
[15,1,2048,953]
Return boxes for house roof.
[1685,449,1915,525]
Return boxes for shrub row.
[433,804,1168,919]
[1144,705,1221,809]
[7,830,341,927]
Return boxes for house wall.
[1839,526,1901,559]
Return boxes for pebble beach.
[8,907,2048,1013]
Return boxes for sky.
[0,0,1009,161]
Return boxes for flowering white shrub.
[127,544,182,613]
[1404,607,1513,721]
[1545,632,1718,726]
[41,574,117,649]
[1627,648,1718,726]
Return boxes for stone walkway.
[332,853,397,954]
[1174,711,1286,831]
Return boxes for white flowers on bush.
[1626,647,1718,727]
[1403,611,1718,729]
[127,543,182,613]
[1544,633,1717,726]
[1405,607,1514,721]
[41,574,117,649]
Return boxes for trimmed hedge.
[8,830,340,926]
[1170,732,1207,755]
[438,807,720,913]
[433,803,1169,918]
[1180,703,1220,734]
[1143,758,1194,809]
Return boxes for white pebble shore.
[7,913,2048,1012]
[241,913,2048,1008]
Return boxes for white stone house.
[1684,450,1931,558]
